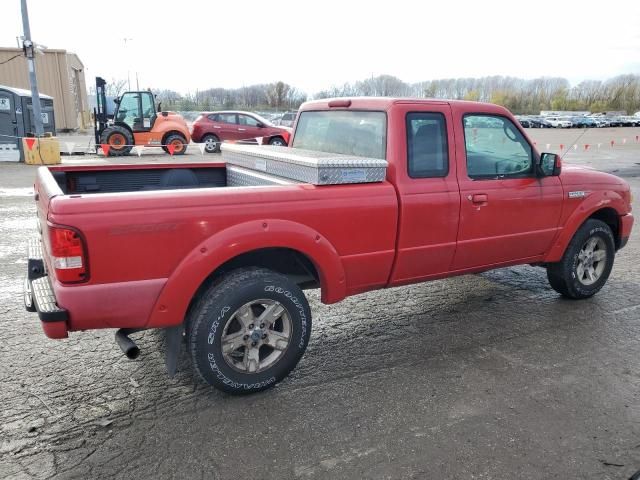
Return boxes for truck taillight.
[49,226,88,283]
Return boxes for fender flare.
[544,190,625,263]
[161,129,190,144]
[154,116,191,142]
[145,219,346,328]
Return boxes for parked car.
[191,111,292,153]
[516,116,532,128]
[546,116,573,128]
[620,116,640,127]
[528,117,552,128]
[464,115,503,128]
[274,112,297,128]
[589,116,610,128]
[25,98,634,394]
[607,117,623,127]
[571,116,597,128]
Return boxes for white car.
[546,116,572,128]
[621,116,640,127]
[591,117,610,128]
[272,112,297,128]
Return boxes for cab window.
[140,93,154,128]
[115,93,139,128]
[238,115,259,126]
[218,113,237,124]
[406,112,448,178]
[463,114,533,179]
[293,111,386,159]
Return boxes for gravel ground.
[1,127,640,479]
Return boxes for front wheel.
[269,137,287,147]
[188,268,312,394]
[100,125,133,156]
[163,133,188,155]
[546,219,615,299]
[202,134,220,153]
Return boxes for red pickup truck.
[25,98,633,394]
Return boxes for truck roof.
[300,97,509,115]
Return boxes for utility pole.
[123,38,133,90]
[20,0,44,136]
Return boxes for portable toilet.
[0,85,55,162]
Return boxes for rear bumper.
[24,238,69,339]
[190,127,204,143]
[24,237,166,336]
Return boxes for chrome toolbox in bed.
[221,144,387,185]
[226,165,302,187]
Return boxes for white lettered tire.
[188,268,312,394]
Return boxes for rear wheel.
[202,134,220,153]
[162,133,188,155]
[269,137,287,147]
[188,268,312,394]
[100,125,133,156]
[546,219,615,299]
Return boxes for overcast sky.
[2,0,639,95]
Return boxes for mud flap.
[164,325,184,377]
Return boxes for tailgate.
[34,166,64,270]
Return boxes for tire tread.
[187,267,310,394]
[546,219,615,299]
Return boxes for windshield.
[292,110,386,159]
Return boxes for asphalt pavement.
[1,127,640,479]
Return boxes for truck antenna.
[560,127,590,160]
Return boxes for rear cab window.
[293,110,386,159]
[406,112,448,178]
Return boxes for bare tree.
[105,78,128,97]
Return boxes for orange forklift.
[94,77,190,156]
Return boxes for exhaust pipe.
[115,328,143,359]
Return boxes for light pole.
[20,0,44,136]
[123,37,133,91]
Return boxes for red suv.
[191,111,292,153]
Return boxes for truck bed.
[35,162,399,333]
[50,164,228,194]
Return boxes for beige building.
[0,47,90,130]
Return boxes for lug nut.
[251,341,257,347]
[248,324,254,329]
[260,323,265,328]
[243,335,249,340]
[262,333,267,339]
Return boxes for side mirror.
[256,122,265,128]
[113,97,121,105]
[537,152,561,177]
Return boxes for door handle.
[469,193,488,204]
[213,126,221,129]
[238,128,246,131]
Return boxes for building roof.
[0,84,53,99]
[0,47,69,54]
